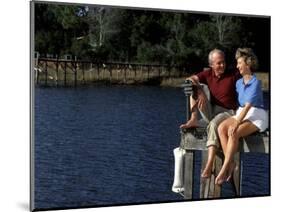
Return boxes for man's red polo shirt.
[196,69,241,110]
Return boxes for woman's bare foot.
[215,162,237,185]
[226,162,236,182]
[180,119,198,129]
[215,168,228,185]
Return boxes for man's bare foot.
[201,164,213,178]
[180,119,198,129]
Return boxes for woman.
[215,48,268,185]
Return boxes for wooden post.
[74,61,77,87]
[64,61,67,87]
[200,151,211,198]
[182,79,193,121]
[168,66,171,78]
[128,65,131,80]
[97,64,100,80]
[140,65,143,81]
[36,59,40,85]
[200,150,223,199]
[36,68,39,85]
[180,80,194,199]
[82,62,85,85]
[55,58,59,87]
[182,79,195,199]
[124,65,127,83]
[109,64,112,82]
[184,151,195,199]
[239,155,244,195]
[90,63,93,81]
[213,152,223,197]
[231,152,241,196]
[102,64,105,80]
[93,63,96,81]
[44,60,48,86]
[116,65,119,81]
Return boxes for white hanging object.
[172,147,186,193]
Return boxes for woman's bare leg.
[215,118,236,184]
[216,118,236,182]
[215,121,259,185]
[218,118,235,154]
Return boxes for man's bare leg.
[180,97,199,129]
[201,145,216,178]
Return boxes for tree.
[34,3,270,71]
[211,15,242,49]
[35,3,89,58]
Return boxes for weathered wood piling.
[179,80,269,199]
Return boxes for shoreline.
[33,59,269,90]
[34,72,269,91]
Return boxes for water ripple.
[34,87,269,209]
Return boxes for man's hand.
[186,75,200,86]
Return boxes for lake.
[34,86,269,210]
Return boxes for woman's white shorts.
[234,107,268,132]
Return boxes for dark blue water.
[34,86,269,209]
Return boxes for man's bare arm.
[186,75,208,110]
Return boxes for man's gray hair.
[208,49,225,66]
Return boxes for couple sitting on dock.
[180,48,268,185]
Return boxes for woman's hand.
[228,102,251,136]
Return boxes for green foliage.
[34,3,270,71]
[35,3,88,57]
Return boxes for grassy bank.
[161,72,269,91]
[34,74,269,91]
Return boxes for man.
[180,49,241,178]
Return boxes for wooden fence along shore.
[172,80,269,199]
[34,58,188,87]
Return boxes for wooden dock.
[175,80,269,199]
[33,58,187,87]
